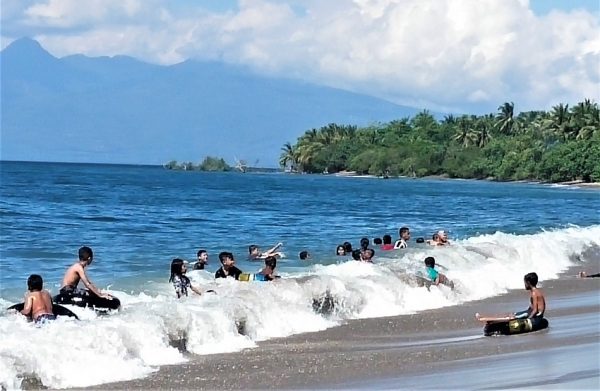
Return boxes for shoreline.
[83,268,600,390]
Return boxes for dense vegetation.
[164,156,232,172]
[279,100,600,182]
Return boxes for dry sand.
[82,271,599,390]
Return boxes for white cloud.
[2,0,599,113]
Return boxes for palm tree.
[475,119,492,147]
[279,142,297,172]
[496,102,517,134]
[547,103,571,139]
[452,116,477,147]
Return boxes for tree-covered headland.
[279,100,600,183]
[164,156,232,172]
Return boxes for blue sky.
[529,0,599,15]
[1,0,599,112]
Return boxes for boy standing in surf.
[215,252,243,280]
[58,246,114,300]
[394,227,410,249]
[21,274,55,324]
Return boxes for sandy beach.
[79,268,599,391]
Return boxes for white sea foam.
[1,225,599,389]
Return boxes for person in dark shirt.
[193,249,208,270]
[215,252,243,280]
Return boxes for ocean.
[1,161,599,389]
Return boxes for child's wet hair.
[343,242,353,252]
[360,237,370,250]
[524,272,538,287]
[351,249,362,260]
[169,258,185,282]
[424,256,436,268]
[265,256,277,269]
[27,274,43,291]
[219,251,234,264]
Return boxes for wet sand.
[86,271,599,390]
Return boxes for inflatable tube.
[7,303,79,320]
[53,291,120,312]
[483,317,549,336]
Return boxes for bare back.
[61,262,85,288]
[23,290,54,319]
[531,287,546,316]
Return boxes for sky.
[1,0,599,113]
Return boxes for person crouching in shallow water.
[256,256,281,281]
[361,248,375,263]
[424,256,453,289]
[513,272,546,324]
[381,235,394,251]
[360,237,370,252]
[21,274,55,324]
[336,245,346,256]
[394,226,410,249]
[215,252,243,280]
[169,259,204,298]
[427,233,441,246]
[193,249,208,270]
[436,230,450,245]
[343,242,353,254]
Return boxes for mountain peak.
[1,37,57,61]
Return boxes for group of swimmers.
[15,228,572,325]
[169,243,285,299]
[334,227,450,260]
[16,226,456,322]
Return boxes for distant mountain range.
[1,38,425,166]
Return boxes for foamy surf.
[1,225,599,389]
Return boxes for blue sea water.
[1,161,599,389]
[1,161,598,295]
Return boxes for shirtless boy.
[476,272,546,326]
[59,246,114,300]
[21,274,55,324]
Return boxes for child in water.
[169,258,204,298]
[256,256,280,281]
[21,274,55,324]
[424,256,454,289]
[248,243,283,260]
